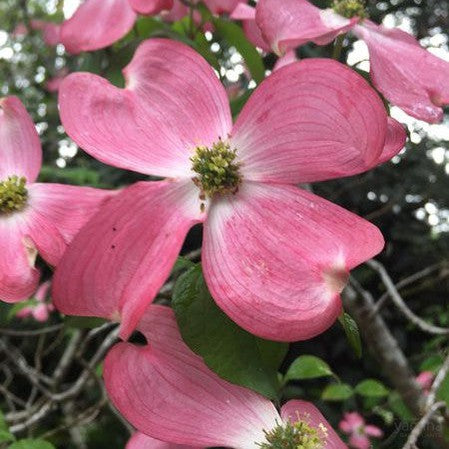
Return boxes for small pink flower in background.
[45,68,69,93]
[54,38,405,342]
[105,305,347,449]
[0,96,113,303]
[416,371,434,393]
[256,0,449,123]
[339,412,383,449]
[13,20,60,46]
[30,20,61,46]
[12,23,28,37]
[16,281,54,322]
[127,432,198,449]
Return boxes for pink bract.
[339,412,383,449]
[59,0,137,54]
[353,20,449,123]
[54,38,405,342]
[256,0,357,55]
[0,96,113,303]
[105,305,347,448]
[231,3,271,52]
[204,0,241,15]
[129,0,173,15]
[256,0,449,123]
[127,433,199,449]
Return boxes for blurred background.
[0,0,448,448]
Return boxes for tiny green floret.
[332,0,367,18]
[191,140,242,197]
[0,175,28,214]
[258,420,326,449]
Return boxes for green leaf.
[230,90,253,117]
[388,391,414,422]
[7,299,38,320]
[322,383,354,401]
[0,410,6,431]
[339,312,362,358]
[135,17,166,38]
[436,374,449,408]
[64,316,108,329]
[193,32,220,71]
[257,339,289,374]
[172,256,196,275]
[355,379,389,397]
[0,412,14,443]
[285,356,333,381]
[0,430,15,444]
[213,18,265,83]
[8,440,55,449]
[172,265,287,399]
[420,355,443,373]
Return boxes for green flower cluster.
[191,140,242,197]
[0,175,28,214]
[332,0,367,18]
[259,419,326,449]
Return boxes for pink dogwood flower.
[13,20,61,46]
[127,433,198,449]
[45,68,69,93]
[50,0,172,54]
[162,0,240,23]
[54,38,405,342]
[339,412,383,449]
[105,304,348,449]
[15,281,53,322]
[416,371,434,393]
[203,0,241,15]
[0,96,113,302]
[129,0,174,16]
[256,0,449,123]
[230,3,271,52]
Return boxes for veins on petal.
[0,175,28,214]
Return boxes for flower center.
[0,175,28,214]
[190,139,242,198]
[258,419,327,449]
[332,0,366,18]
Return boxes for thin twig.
[0,324,63,336]
[426,351,449,409]
[402,402,446,449]
[368,260,449,335]
[373,263,444,313]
